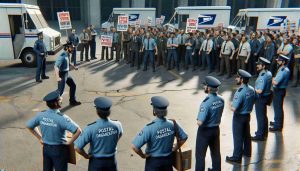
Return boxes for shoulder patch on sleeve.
[234,94,239,99]
[203,97,210,102]
[146,122,155,126]
[238,88,243,92]
[261,73,265,76]
[200,107,206,113]
[87,121,96,126]
[281,68,285,71]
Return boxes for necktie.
[148,39,150,50]
[239,43,244,55]
[113,33,115,42]
[223,41,227,53]
[181,35,183,44]
[205,40,208,51]
[84,33,86,40]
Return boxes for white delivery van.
[102,8,156,29]
[167,6,231,30]
[228,8,300,33]
[0,3,62,67]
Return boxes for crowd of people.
[29,22,298,171]
[68,25,300,86]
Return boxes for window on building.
[101,0,122,23]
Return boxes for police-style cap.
[37,31,43,35]
[256,57,271,65]
[203,76,221,88]
[94,97,112,111]
[277,54,290,61]
[151,96,169,110]
[237,69,252,79]
[43,91,60,102]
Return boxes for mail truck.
[0,3,62,67]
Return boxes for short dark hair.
[46,101,57,109]
[96,109,111,119]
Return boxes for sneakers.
[251,136,265,141]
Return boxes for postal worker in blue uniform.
[75,97,123,171]
[34,31,49,83]
[54,42,81,106]
[26,91,81,171]
[269,54,290,132]
[132,96,188,171]
[226,69,256,164]
[251,57,272,141]
[196,76,224,171]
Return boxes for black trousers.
[196,126,221,171]
[232,113,251,159]
[178,45,185,65]
[145,154,173,171]
[80,43,89,61]
[88,156,117,171]
[57,71,77,102]
[101,46,109,60]
[130,50,140,68]
[43,144,68,171]
[90,40,96,59]
[255,96,269,138]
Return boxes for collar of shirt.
[154,117,167,123]
[208,93,218,98]
[97,118,110,123]
[47,109,60,114]
[259,70,266,76]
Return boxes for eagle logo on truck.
[267,16,287,27]
[129,14,140,21]
[197,14,216,25]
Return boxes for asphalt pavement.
[0,44,300,171]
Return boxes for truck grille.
[55,36,60,47]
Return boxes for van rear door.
[0,8,15,60]
[7,7,25,59]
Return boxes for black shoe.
[251,136,265,141]
[100,58,104,60]
[86,59,90,62]
[270,121,275,126]
[207,168,213,171]
[217,73,223,76]
[208,71,213,74]
[41,76,49,79]
[70,101,81,106]
[269,127,282,132]
[36,80,42,83]
[143,69,147,71]
[226,156,241,164]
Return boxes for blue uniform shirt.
[273,66,290,89]
[68,34,79,46]
[167,37,178,49]
[132,118,188,157]
[33,39,47,56]
[143,38,157,50]
[197,93,224,127]
[255,70,273,96]
[232,84,256,114]
[75,118,123,158]
[55,51,69,71]
[26,109,79,145]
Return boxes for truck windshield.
[26,9,48,29]
[230,13,247,28]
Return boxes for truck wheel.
[21,49,36,67]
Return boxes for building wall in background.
[0,0,299,28]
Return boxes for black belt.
[92,155,115,160]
